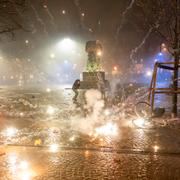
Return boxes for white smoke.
[70,89,105,133]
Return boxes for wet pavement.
[0,86,180,180]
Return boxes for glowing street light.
[146,70,152,77]
[50,53,55,59]
[158,52,163,56]
[58,38,75,52]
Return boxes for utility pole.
[172,0,180,117]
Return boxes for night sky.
[0,0,163,74]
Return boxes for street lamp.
[58,38,75,52]
[146,70,152,77]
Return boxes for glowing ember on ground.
[99,138,104,142]
[93,133,98,138]
[19,161,29,170]
[49,144,59,153]
[46,88,51,92]
[153,145,159,152]
[88,132,93,136]
[5,127,18,137]
[20,170,32,180]
[133,118,145,128]
[46,106,56,115]
[8,153,18,165]
[104,109,110,116]
[69,136,75,142]
[95,122,118,136]
[20,112,24,117]
[34,139,42,146]
[84,150,90,157]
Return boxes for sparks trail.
[73,0,92,33]
[29,1,48,35]
[44,6,57,30]
[130,27,153,62]
[116,0,135,38]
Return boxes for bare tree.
[0,0,28,36]
[135,0,180,116]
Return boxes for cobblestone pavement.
[0,86,180,180]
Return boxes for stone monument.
[80,40,110,91]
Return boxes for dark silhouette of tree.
[0,0,28,36]
[135,0,180,116]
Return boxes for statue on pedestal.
[72,40,110,102]
[85,40,102,72]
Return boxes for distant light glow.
[69,136,75,142]
[46,88,51,92]
[113,66,118,71]
[58,38,75,52]
[29,74,34,79]
[62,10,66,14]
[104,109,110,116]
[158,52,163,56]
[64,60,69,64]
[146,70,152,77]
[50,53,55,59]
[46,106,55,115]
[162,47,167,52]
[89,28,93,32]
[20,112,24,117]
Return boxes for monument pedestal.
[80,71,109,90]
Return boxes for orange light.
[97,51,102,56]
[113,66,118,71]
[162,47,167,52]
